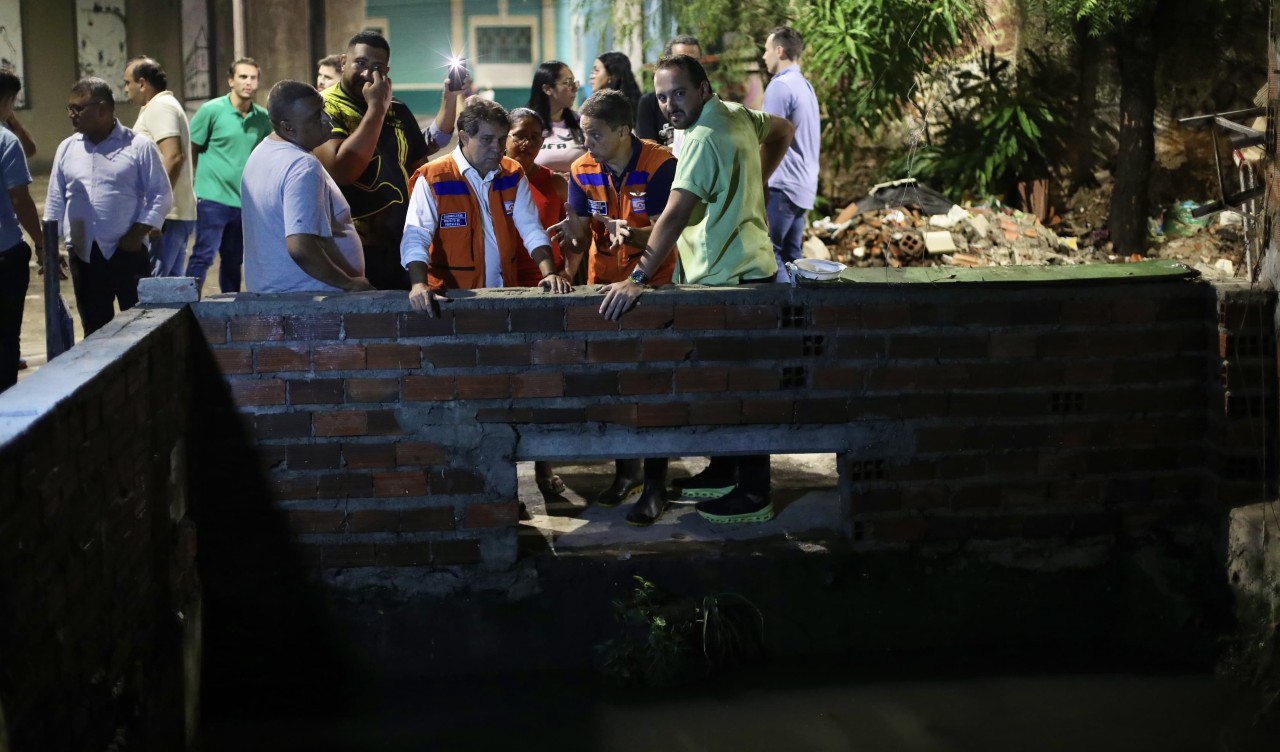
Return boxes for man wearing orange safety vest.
[401,96,570,315]
[551,89,677,288]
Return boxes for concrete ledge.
[138,276,199,304]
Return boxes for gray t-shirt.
[241,137,364,293]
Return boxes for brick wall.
[191,269,1222,575]
[0,308,197,750]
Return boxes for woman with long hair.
[589,51,642,114]
[527,60,585,173]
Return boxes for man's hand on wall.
[598,279,644,321]
[409,282,448,317]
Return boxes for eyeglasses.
[67,101,106,114]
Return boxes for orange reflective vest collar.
[571,139,677,285]
[409,155,525,291]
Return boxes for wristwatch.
[628,267,649,286]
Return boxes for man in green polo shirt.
[185,57,272,294]
[598,53,794,525]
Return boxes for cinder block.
[138,276,199,304]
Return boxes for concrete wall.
[0,308,200,750]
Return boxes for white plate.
[787,258,847,281]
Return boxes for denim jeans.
[767,188,808,283]
[152,219,196,277]
[69,243,151,337]
[185,199,243,293]
[0,240,30,392]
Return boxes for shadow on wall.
[185,322,368,721]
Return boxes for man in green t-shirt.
[598,54,794,526]
[185,58,272,294]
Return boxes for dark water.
[199,656,1279,751]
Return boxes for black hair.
[595,51,641,111]
[654,54,711,92]
[457,96,510,137]
[128,56,168,91]
[348,30,390,55]
[663,35,702,56]
[267,80,320,127]
[526,60,582,144]
[579,89,635,131]
[70,77,115,108]
[0,70,21,100]
[767,26,804,61]
[507,106,546,131]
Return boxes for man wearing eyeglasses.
[315,30,434,292]
[44,78,172,336]
[185,58,272,295]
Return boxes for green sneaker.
[673,465,736,501]
[695,487,775,524]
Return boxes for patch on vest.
[587,199,608,216]
[440,212,468,228]
[629,196,647,214]
[503,200,515,216]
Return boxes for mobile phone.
[447,58,469,90]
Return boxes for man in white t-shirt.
[124,56,197,277]
[241,81,373,293]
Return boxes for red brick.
[727,305,773,329]
[455,309,510,334]
[289,378,344,405]
[343,312,399,339]
[741,399,793,423]
[431,539,482,565]
[403,376,455,401]
[318,472,374,498]
[456,374,511,399]
[200,317,229,344]
[586,403,638,425]
[231,379,286,406]
[795,398,849,423]
[636,401,690,427]
[512,372,564,398]
[1111,299,1161,324]
[400,507,455,532]
[588,339,640,362]
[367,409,403,435]
[271,475,317,500]
[464,501,520,528]
[231,314,285,341]
[565,372,618,397]
[429,468,486,494]
[345,377,399,403]
[423,343,477,368]
[698,336,802,361]
[315,411,368,437]
[690,400,742,425]
[809,306,859,329]
[477,343,530,366]
[531,339,585,364]
[529,407,586,423]
[284,313,342,339]
[346,509,399,533]
[510,306,565,332]
[641,337,693,362]
[258,445,287,472]
[284,510,344,534]
[314,344,367,370]
[399,311,455,336]
[675,368,728,392]
[396,442,448,466]
[475,408,528,422]
[566,306,619,331]
[256,412,312,439]
[322,544,376,568]
[212,348,253,375]
[377,541,432,566]
[619,370,672,395]
[675,305,726,330]
[366,344,420,369]
[729,368,780,391]
[620,305,675,330]
[342,443,397,469]
[375,471,428,497]
[255,345,310,373]
[287,443,341,470]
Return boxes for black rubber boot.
[672,456,738,500]
[625,458,670,526]
[596,459,643,507]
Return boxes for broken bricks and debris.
[808,178,1250,280]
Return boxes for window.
[476,26,532,64]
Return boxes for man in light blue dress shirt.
[44,78,172,336]
[761,26,820,283]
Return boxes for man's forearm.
[10,189,42,252]
[531,246,559,276]
[408,260,429,287]
[330,108,388,183]
[287,234,362,289]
